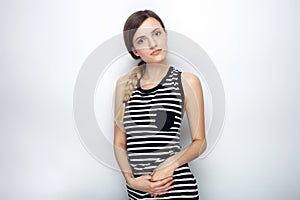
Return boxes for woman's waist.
[131,162,192,178]
[127,149,179,176]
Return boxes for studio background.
[1,0,299,199]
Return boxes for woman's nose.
[148,37,157,49]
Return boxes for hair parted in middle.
[116,10,166,122]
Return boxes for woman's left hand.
[149,161,178,197]
[151,161,178,182]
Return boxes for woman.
[114,9,207,199]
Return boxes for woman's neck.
[143,61,169,81]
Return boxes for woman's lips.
[151,49,162,55]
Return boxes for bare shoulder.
[181,71,203,100]
[181,71,202,86]
[181,71,203,108]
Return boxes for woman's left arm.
[151,72,207,181]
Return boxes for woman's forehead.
[138,17,161,29]
[133,18,163,37]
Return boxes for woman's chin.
[145,54,167,64]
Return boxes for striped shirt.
[123,65,199,199]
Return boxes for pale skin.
[114,17,207,197]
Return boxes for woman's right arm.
[113,75,174,196]
[113,74,135,184]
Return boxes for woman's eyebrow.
[150,27,160,34]
[134,27,161,42]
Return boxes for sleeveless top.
[123,65,199,199]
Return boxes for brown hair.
[115,10,166,122]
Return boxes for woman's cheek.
[139,51,151,61]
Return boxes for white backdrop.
[1,0,299,199]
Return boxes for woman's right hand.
[128,174,174,196]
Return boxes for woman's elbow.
[195,138,207,157]
[114,138,126,150]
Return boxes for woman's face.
[131,17,168,64]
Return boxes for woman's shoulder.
[179,69,203,102]
[170,65,201,85]
[171,66,197,79]
[180,70,201,84]
[180,69,202,92]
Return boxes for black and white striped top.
[123,65,199,199]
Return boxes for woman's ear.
[132,48,139,57]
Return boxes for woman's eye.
[155,31,161,36]
[137,39,144,44]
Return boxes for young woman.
[114,10,207,199]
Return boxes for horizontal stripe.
[125,129,180,134]
[127,145,181,152]
[132,86,178,95]
[127,97,182,104]
[131,92,181,98]
[127,140,179,146]
[124,107,182,115]
[125,102,182,109]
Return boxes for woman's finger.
[151,176,173,188]
[153,184,174,194]
[150,193,157,198]
[155,179,174,191]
